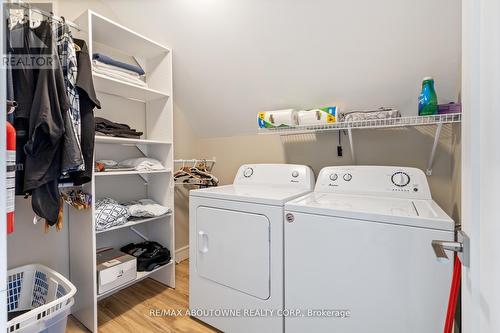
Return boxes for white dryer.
[284,166,454,333]
[189,164,315,333]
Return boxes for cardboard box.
[97,249,137,294]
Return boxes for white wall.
[95,0,461,137]
[53,0,461,253]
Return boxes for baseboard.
[175,245,189,263]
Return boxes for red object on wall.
[444,255,461,333]
[6,122,16,234]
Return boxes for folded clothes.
[94,161,135,173]
[337,108,401,122]
[95,198,130,231]
[96,130,142,139]
[95,117,143,138]
[124,199,171,218]
[118,157,164,171]
[93,67,147,87]
[93,53,145,75]
[93,60,142,78]
[96,160,118,167]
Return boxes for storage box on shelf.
[69,10,174,333]
[96,262,173,301]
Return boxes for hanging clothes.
[9,20,70,225]
[6,20,14,124]
[67,38,101,185]
[54,20,85,173]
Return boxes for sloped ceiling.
[64,0,461,138]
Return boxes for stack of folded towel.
[93,53,147,87]
[124,199,171,219]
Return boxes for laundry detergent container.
[7,264,77,333]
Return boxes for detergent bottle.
[418,77,438,116]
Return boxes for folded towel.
[118,157,165,171]
[93,60,142,78]
[93,53,145,75]
[93,67,148,87]
[124,199,171,218]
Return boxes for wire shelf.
[258,113,461,135]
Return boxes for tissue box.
[97,248,137,294]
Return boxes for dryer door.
[196,206,271,300]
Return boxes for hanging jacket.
[9,20,70,225]
[68,39,101,185]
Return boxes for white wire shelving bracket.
[259,113,462,176]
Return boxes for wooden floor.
[66,261,219,333]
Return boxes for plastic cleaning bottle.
[418,77,438,116]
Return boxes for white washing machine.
[284,166,454,333]
[189,164,315,333]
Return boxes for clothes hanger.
[174,160,187,178]
[174,161,193,179]
[191,160,217,182]
[174,162,201,182]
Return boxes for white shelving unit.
[92,72,169,102]
[95,135,172,145]
[96,214,172,234]
[69,10,174,332]
[260,113,462,175]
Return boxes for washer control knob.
[343,173,353,182]
[391,172,410,187]
[329,173,338,181]
[292,171,299,178]
[243,167,254,178]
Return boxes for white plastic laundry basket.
[7,264,77,333]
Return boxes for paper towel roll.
[258,109,298,128]
[298,107,337,126]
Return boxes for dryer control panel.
[235,164,315,190]
[315,166,432,199]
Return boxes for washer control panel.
[243,167,254,178]
[235,164,315,190]
[315,166,431,199]
[391,171,410,187]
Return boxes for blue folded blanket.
[92,53,145,76]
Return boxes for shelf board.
[259,113,462,135]
[94,169,172,177]
[77,10,170,59]
[96,214,172,234]
[95,136,172,145]
[97,261,173,301]
[93,73,169,102]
